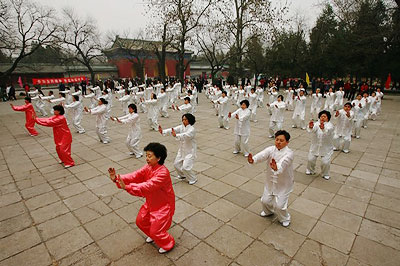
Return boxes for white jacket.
[143,99,158,119]
[163,124,196,161]
[118,113,141,140]
[217,96,229,117]
[307,121,334,156]
[231,108,251,136]
[253,146,294,196]
[334,109,354,138]
[270,101,286,122]
[292,95,307,119]
[311,93,323,109]
[248,92,258,109]
[324,92,335,110]
[65,101,83,119]
[90,104,108,129]
[352,99,365,120]
[334,90,344,106]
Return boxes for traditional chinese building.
[104,36,193,79]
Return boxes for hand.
[270,158,277,171]
[267,103,270,107]
[110,117,115,121]
[359,103,362,108]
[84,107,89,112]
[247,153,254,164]
[346,111,351,117]
[275,105,278,108]
[171,128,176,137]
[32,113,37,120]
[319,121,325,130]
[228,112,231,118]
[108,167,116,182]
[9,103,13,107]
[158,125,163,134]
[117,174,125,189]
[335,110,340,117]
[309,121,314,129]
[235,114,239,119]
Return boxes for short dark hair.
[187,89,192,94]
[49,90,53,95]
[152,93,157,100]
[24,96,31,103]
[240,99,249,107]
[100,98,108,105]
[275,130,290,141]
[221,90,227,95]
[73,95,79,101]
[183,113,196,125]
[278,95,284,101]
[318,110,331,121]
[128,103,137,113]
[53,105,65,115]
[184,96,191,103]
[144,142,167,165]
[344,102,352,108]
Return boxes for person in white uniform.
[247,87,258,122]
[292,90,307,129]
[84,98,111,144]
[351,93,365,139]
[310,88,323,120]
[215,90,230,129]
[285,87,294,111]
[247,130,294,227]
[256,86,264,108]
[369,91,378,120]
[267,87,278,115]
[142,93,159,131]
[229,99,251,157]
[159,113,197,185]
[84,88,97,109]
[334,87,344,111]
[306,110,335,180]
[333,102,354,153]
[111,103,143,158]
[118,90,131,115]
[269,95,286,138]
[376,88,384,115]
[157,87,169,118]
[324,87,335,114]
[64,95,85,134]
[173,97,193,114]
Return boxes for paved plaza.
[1,92,400,266]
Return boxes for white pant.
[269,120,282,136]
[147,117,158,130]
[160,105,169,117]
[307,152,332,177]
[96,126,110,143]
[250,107,257,121]
[126,135,142,156]
[353,119,363,137]
[333,134,351,151]
[174,157,196,183]
[234,135,250,155]
[218,115,229,129]
[261,190,290,223]
[72,114,85,133]
[292,115,305,129]
[310,107,321,120]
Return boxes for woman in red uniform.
[10,96,38,136]
[33,105,75,168]
[108,142,175,254]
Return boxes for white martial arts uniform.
[267,91,278,115]
[324,92,335,114]
[40,95,54,114]
[90,104,110,143]
[84,92,97,109]
[143,99,159,130]
[117,113,142,157]
[216,96,229,129]
[252,145,294,224]
[65,101,85,133]
[333,109,354,152]
[351,99,365,138]
[269,101,286,137]
[157,91,169,117]
[292,95,307,129]
[163,124,197,184]
[236,89,246,107]
[306,121,335,177]
[248,92,258,122]
[118,94,131,115]
[31,95,48,116]
[231,108,251,156]
[369,96,378,120]
[256,87,264,107]
[334,90,344,111]
[177,103,193,114]
[310,93,323,120]
[361,96,371,128]
[285,89,294,110]
[376,91,383,115]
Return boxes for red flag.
[18,76,23,87]
[385,73,391,89]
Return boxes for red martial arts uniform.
[12,103,38,136]
[117,164,175,251]
[35,115,75,167]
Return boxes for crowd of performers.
[9,78,384,254]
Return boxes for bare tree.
[214,0,287,78]
[149,0,212,81]
[58,8,102,83]
[0,0,57,80]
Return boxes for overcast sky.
[37,0,323,36]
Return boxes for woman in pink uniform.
[108,142,175,254]
[10,96,38,136]
[33,105,75,168]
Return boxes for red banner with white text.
[32,76,87,85]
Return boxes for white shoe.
[64,165,73,168]
[159,247,168,254]
[224,127,229,130]
[57,160,63,164]
[356,136,360,139]
[146,237,153,243]
[103,141,109,144]
[291,125,296,128]
[323,175,330,180]
[188,179,197,185]
[244,153,249,157]
[176,175,186,180]
[333,148,338,151]
[305,170,314,175]
[129,152,135,155]
[281,221,290,227]
[260,211,273,217]
[343,150,349,154]
[136,154,143,159]
[233,151,239,154]
[268,135,274,138]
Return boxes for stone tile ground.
[1,92,400,266]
